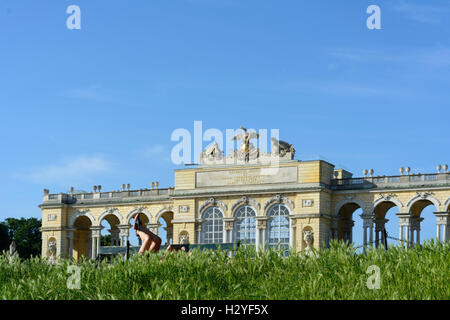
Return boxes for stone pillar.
[397,213,413,248]
[341,219,354,243]
[331,218,338,240]
[360,214,374,249]
[434,212,450,242]
[260,220,267,250]
[89,227,102,259]
[255,217,268,252]
[223,218,235,243]
[289,216,296,249]
[118,224,130,247]
[166,225,173,244]
[66,229,74,259]
[148,223,160,235]
[109,229,120,246]
[409,216,423,246]
[374,218,388,248]
[195,219,203,244]
[255,224,260,252]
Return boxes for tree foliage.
[3,218,42,259]
[0,222,10,253]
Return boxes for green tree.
[4,218,42,259]
[0,222,10,253]
[101,234,112,246]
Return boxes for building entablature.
[331,172,450,191]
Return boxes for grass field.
[0,240,448,300]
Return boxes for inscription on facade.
[196,166,298,187]
[303,200,314,207]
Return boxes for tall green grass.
[0,240,448,300]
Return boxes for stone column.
[409,216,423,246]
[167,225,173,244]
[341,219,354,244]
[255,224,260,252]
[148,223,160,235]
[331,218,338,240]
[260,219,267,250]
[360,214,374,249]
[289,216,296,249]
[255,217,268,252]
[223,218,235,243]
[66,230,74,259]
[109,229,120,246]
[118,224,130,247]
[195,219,203,244]
[397,213,413,248]
[90,226,102,259]
[434,212,450,242]
[374,218,388,248]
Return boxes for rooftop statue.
[232,127,259,162]
[199,126,295,166]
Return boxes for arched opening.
[158,211,174,245]
[73,215,92,260]
[99,214,121,246]
[201,206,224,244]
[234,205,256,246]
[373,201,400,247]
[266,203,290,250]
[408,199,438,245]
[336,202,360,244]
[127,211,151,247]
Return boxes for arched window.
[201,206,224,244]
[234,205,256,245]
[267,204,290,249]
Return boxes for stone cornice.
[290,213,333,220]
[331,182,450,193]
[171,218,196,224]
[40,226,70,232]
[331,184,450,195]
[172,183,326,198]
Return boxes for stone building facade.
[39,135,450,260]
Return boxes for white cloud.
[15,155,114,186]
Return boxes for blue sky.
[1,0,449,246]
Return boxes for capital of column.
[255,216,269,229]
[117,224,130,236]
[360,214,374,228]
[410,216,424,230]
[223,218,235,231]
[374,218,389,231]
[396,213,413,226]
[330,217,339,229]
[89,226,103,238]
[434,212,450,225]
[195,218,204,232]
[341,219,354,231]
